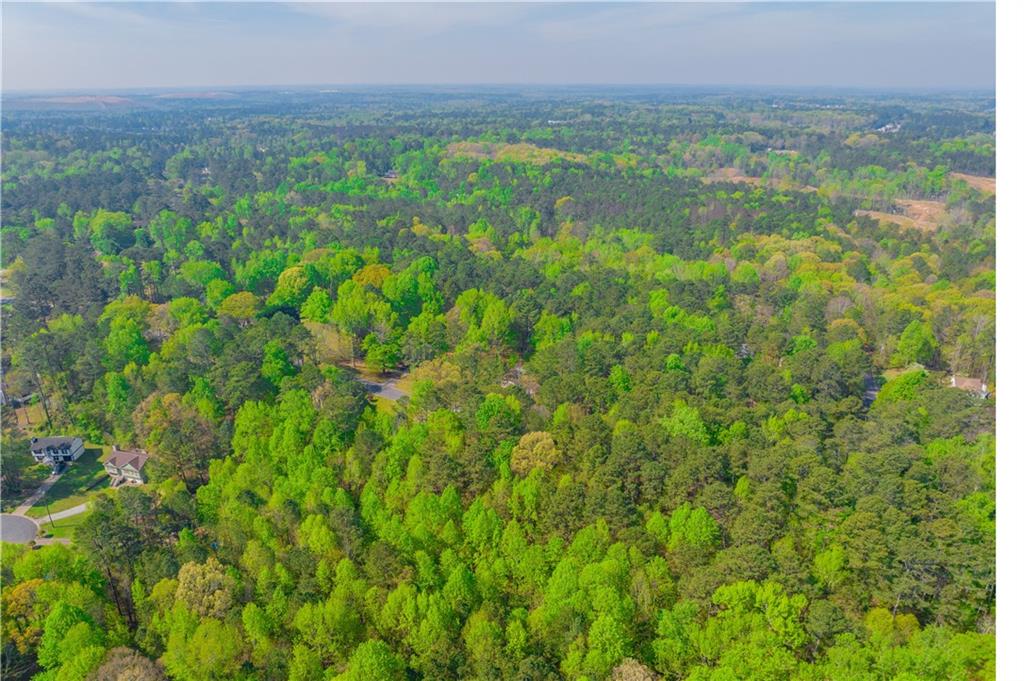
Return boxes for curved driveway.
[356,376,409,400]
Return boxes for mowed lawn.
[37,510,91,540]
[25,445,111,518]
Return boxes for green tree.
[510,431,560,476]
[892,320,938,367]
[133,393,219,488]
[261,340,297,386]
[37,602,103,671]
[336,640,405,681]
[87,209,135,255]
[301,287,333,323]
[218,292,262,321]
[175,558,237,619]
[659,400,710,445]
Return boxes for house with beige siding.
[104,446,150,486]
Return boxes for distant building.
[949,375,990,399]
[103,446,150,486]
[29,437,85,468]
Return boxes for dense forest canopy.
[0,88,995,681]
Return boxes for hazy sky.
[2,2,995,92]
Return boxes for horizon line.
[2,82,997,96]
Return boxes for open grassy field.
[25,445,110,518]
[37,510,90,540]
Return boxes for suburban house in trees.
[103,447,150,486]
[949,375,991,399]
[29,436,85,468]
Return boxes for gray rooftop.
[30,436,80,453]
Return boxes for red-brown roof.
[105,446,150,471]
[951,375,986,392]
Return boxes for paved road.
[0,514,38,543]
[45,503,90,522]
[356,376,409,401]
[0,468,83,545]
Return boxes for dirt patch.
[10,402,47,434]
[897,198,946,225]
[855,210,921,230]
[447,142,587,165]
[951,172,995,194]
[705,167,763,186]
[703,167,817,192]
[855,198,946,232]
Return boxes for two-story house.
[103,446,150,486]
[29,436,85,468]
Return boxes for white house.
[104,446,150,486]
[29,437,85,468]
[950,375,990,399]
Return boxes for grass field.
[37,510,90,540]
[25,446,110,518]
